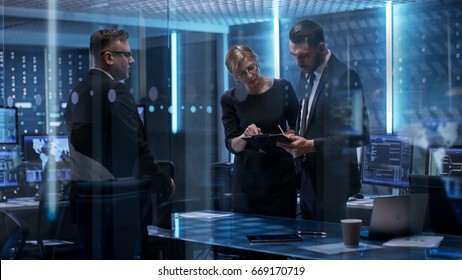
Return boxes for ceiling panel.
[0,0,446,46]
[3,0,442,27]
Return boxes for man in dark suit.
[65,29,174,193]
[64,30,175,258]
[278,19,370,222]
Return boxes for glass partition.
[1,0,461,260]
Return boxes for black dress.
[220,78,299,218]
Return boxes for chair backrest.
[409,175,462,235]
[70,177,152,259]
[0,210,29,259]
[154,161,174,229]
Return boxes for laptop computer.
[361,193,429,240]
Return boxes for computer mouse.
[354,193,364,199]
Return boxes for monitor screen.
[361,134,414,188]
[22,134,71,183]
[0,150,18,188]
[427,146,462,177]
[0,106,18,144]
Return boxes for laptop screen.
[365,193,428,240]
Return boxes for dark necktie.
[299,72,315,136]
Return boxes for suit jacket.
[296,54,370,222]
[64,69,171,192]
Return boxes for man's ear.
[101,52,114,65]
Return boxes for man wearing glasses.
[64,29,175,258]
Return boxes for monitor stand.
[391,188,401,196]
[0,190,8,202]
[33,193,41,201]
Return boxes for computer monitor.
[427,146,462,177]
[22,134,71,183]
[361,134,414,188]
[0,106,18,144]
[0,150,18,188]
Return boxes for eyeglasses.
[101,50,133,58]
[237,63,258,78]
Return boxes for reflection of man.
[278,19,370,222]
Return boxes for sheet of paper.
[301,242,382,255]
[26,239,75,246]
[383,235,444,248]
[178,211,234,219]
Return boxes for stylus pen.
[297,231,327,237]
[277,125,285,135]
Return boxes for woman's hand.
[231,123,261,152]
[244,123,261,136]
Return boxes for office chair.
[28,181,84,260]
[14,162,83,260]
[70,177,152,259]
[0,210,29,259]
[441,176,462,234]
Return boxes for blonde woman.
[220,45,299,218]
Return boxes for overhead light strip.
[273,1,280,78]
[171,31,178,134]
[386,2,393,134]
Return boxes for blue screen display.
[361,135,413,188]
[22,134,71,183]
[0,107,18,144]
[0,150,18,188]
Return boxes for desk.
[0,196,40,210]
[0,196,77,243]
[160,210,462,260]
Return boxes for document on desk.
[26,239,75,246]
[178,211,234,220]
[301,242,382,255]
[382,235,444,248]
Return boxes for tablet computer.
[243,133,292,143]
[242,133,293,152]
[246,234,302,244]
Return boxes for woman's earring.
[235,79,240,85]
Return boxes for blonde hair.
[225,45,259,78]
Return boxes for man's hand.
[168,178,175,198]
[159,178,175,200]
[277,134,316,158]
